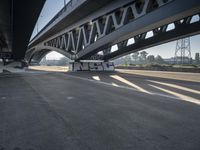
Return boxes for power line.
[174,37,191,64]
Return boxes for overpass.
[26,0,200,71]
[1,1,200,148]
[0,0,45,61]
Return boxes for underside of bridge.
[0,0,45,60]
[26,0,200,71]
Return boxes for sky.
[31,0,200,60]
[31,0,68,39]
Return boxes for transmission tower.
[174,37,191,64]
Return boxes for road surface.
[0,70,200,150]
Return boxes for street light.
[64,0,66,6]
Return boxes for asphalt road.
[0,71,200,150]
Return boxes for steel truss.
[43,0,172,59]
[98,14,200,61]
[27,0,200,63]
[174,38,191,64]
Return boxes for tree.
[140,51,148,62]
[147,55,155,64]
[155,55,164,64]
[123,55,132,66]
[195,53,200,64]
[132,52,139,62]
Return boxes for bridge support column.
[69,62,115,72]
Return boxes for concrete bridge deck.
[0,70,200,150]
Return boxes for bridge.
[0,0,45,61]
[1,1,200,149]
[26,0,200,71]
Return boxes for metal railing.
[31,0,81,42]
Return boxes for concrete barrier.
[69,62,115,71]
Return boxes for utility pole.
[174,37,191,64]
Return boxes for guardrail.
[30,0,81,42]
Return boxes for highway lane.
[0,71,200,150]
[66,71,200,103]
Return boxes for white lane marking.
[67,96,74,100]
[148,80,200,95]
[149,84,200,105]
[65,74,187,102]
[92,76,100,81]
[110,75,151,94]
[111,83,120,87]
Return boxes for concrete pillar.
[69,61,115,71]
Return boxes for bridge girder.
[103,14,200,60]
[27,0,200,64]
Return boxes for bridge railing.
[30,0,80,43]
